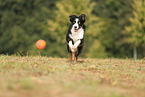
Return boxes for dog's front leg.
[69,40,81,52]
[74,40,81,49]
[69,41,75,61]
[74,40,81,62]
[69,41,75,52]
[69,40,81,62]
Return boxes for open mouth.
[74,28,78,32]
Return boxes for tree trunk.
[133,47,137,60]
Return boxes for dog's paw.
[71,45,76,53]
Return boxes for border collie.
[66,14,86,62]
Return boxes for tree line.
[0,0,145,59]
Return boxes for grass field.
[0,55,145,97]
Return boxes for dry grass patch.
[0,55,145,97]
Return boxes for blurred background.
[0,0,145,59]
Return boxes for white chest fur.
[69,28,84,43]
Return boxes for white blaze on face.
[70,18,84,43]
[73,18,79,31]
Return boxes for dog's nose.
[74,26,77,28]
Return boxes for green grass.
[0,55,145,97]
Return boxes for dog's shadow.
[76,60,84,63]
[66,60,84,64]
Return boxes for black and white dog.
[66,14,86,62]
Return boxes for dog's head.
[69,14,86,32]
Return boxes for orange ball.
[36,39,46,49]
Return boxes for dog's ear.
[69,15,77,23]
[79,14,86,23]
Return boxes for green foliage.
[92,0,133,58]
[123,0,145,58]
[124,0,145,46]
[86,39,107,58]
[0,0,144,58]
[0,0,56,55]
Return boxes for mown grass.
[0,55,145,97]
